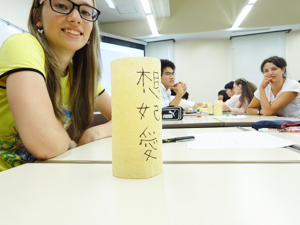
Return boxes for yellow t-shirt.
[0,33,104,171]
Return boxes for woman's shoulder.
[285,78,300,84]
[3,33,40,46]
[0,33,46,79]
[284,78,300,89]
[1,33,43,56]
[1,33,44,58]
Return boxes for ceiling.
[0,0,299,43]
[96,0,170,23]
[96,0,300,42]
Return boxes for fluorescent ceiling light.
[232,4,253,28]
[141,0,152,14]
[146,14,158,35]
[105,0,116,9]
[248,0,257,4]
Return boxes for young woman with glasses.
[247,56,300,117]
[0,0,111,171]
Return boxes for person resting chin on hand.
[160,59,203,108]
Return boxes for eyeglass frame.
[163,72,175,76]
[39,0,101,22]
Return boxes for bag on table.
[252,120,300,130]
[162,106,184,120]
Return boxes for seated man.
[160,59,202,108]
[222,81,240,112]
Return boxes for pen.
[162,136,195,143]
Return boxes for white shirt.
[161,83,195,108]
[254,78,300,118]
[225,94,240,109]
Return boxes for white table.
[38,127,300,164]
[2,163,300,225]
[246,127,300,152]
[214,114,300,127]
[163,114,300,128]
[162,114,223,128]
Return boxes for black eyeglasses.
[164,72,175,76]
[44,0,101,22]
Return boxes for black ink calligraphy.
[136,69,160,100]
[137,103,150,120]
[137,68,151,93]
[139,127,158,161]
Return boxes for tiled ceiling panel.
[96,0,170,23]
[116,4,138,14]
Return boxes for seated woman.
[218,90,230,102]
[232,78,257,113]
[222,81,240,112]
[0,0,111,171]
[247,56,300,117]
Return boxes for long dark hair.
[235,78,257,106]
[218,90,230,102]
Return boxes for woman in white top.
[247,56,300,118]
[232,78,257,113]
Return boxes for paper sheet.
[187,131,295,149]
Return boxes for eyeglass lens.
[165,72,175,75]
[50,0,100,21]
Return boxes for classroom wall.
[173,39,231,104]
[286,30,300,81]
[156,30,300,105]
[0,0,31,31]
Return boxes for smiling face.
[38,0,94,55]
[262,62,285,84]
[161,66,175,89]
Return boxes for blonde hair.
[28,0,101,138]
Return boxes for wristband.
[257,106,262,115]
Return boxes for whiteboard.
[145,40,174,62]
[99,42,144,96]
[231,32,287,88]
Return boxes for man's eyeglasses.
[164,72,175,76]
[40,0,101,22]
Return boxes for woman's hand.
[77,127,98,146]
[194,102,204,108]
[261,75,274,89]
[77,121,112,146]
[69,139,77,150]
